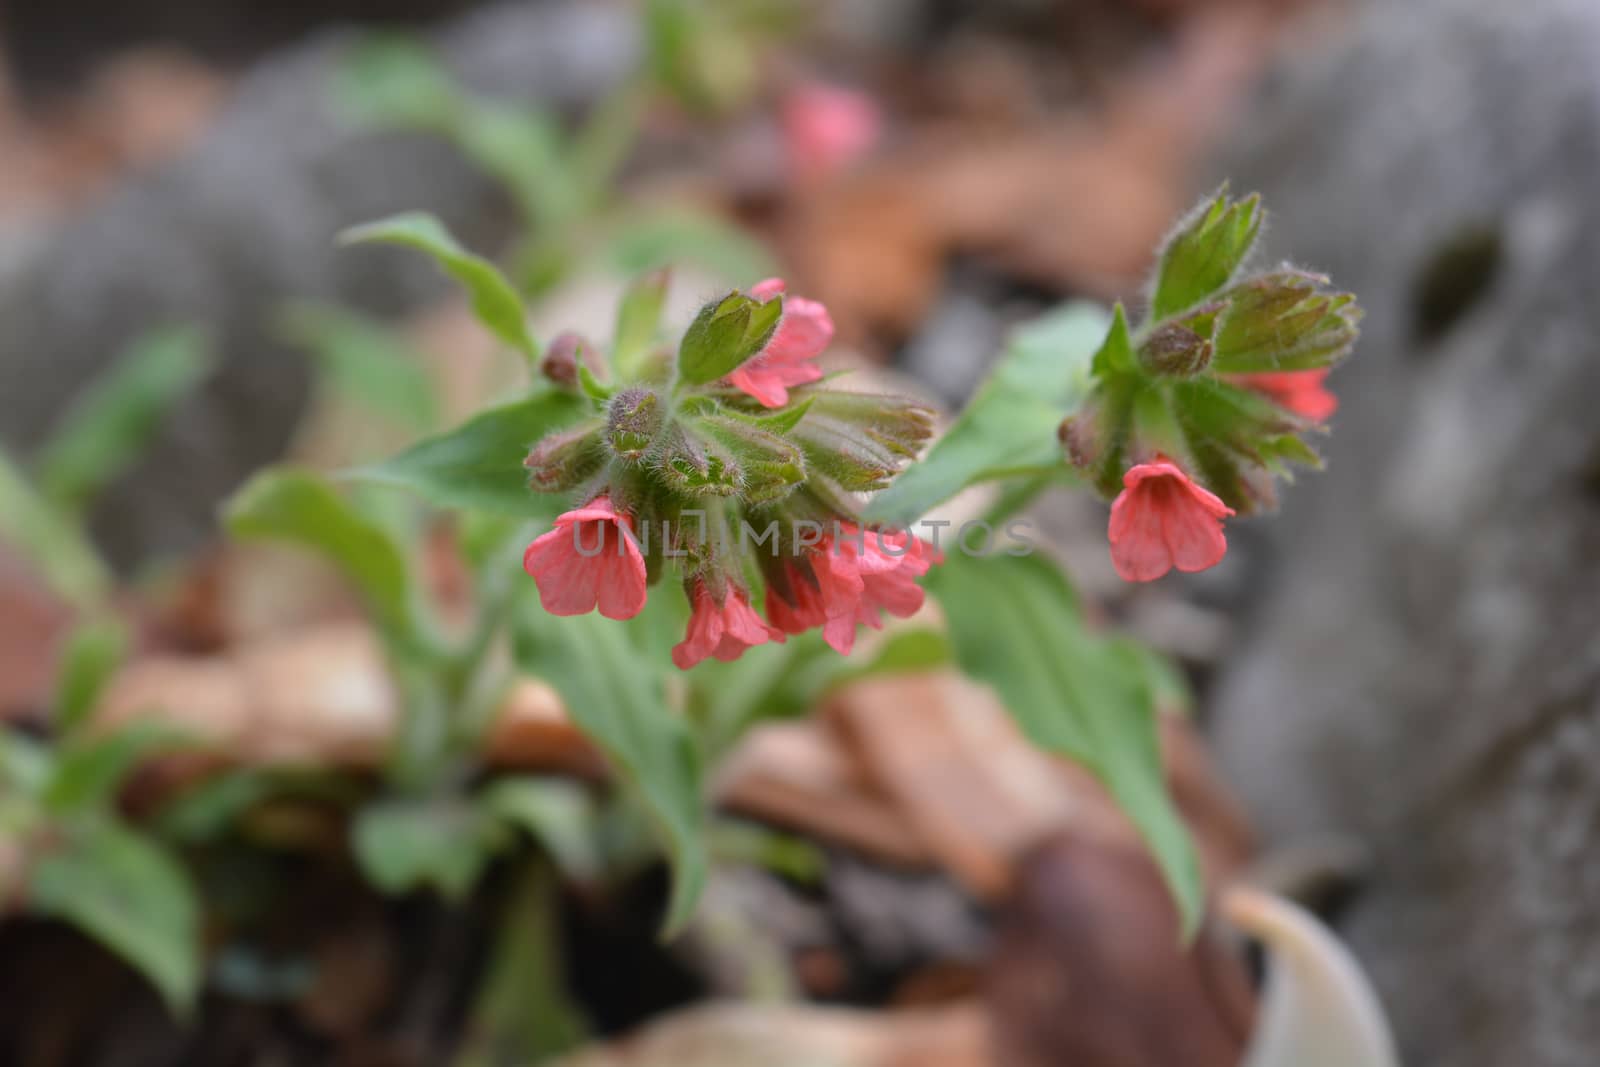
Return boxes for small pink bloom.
[825,527,936,654]
[672,584,784,670]
[522,495,647,619]
[1227,368,1338,422]
[1108,459,1235,582]
[782,83,882,182]
[726,277,833,408]
[766,525,938,655]
[765,541,861,640]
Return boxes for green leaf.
[45,721,189,813]
[479,777,604,883]
[34,326,212,517]
[0,447,111,610]
[612,269,672,381]
[927,552,1203,936]
[1149,188,1262,321]
[29,819,201,1015]
[453,863,588,1067]
[347,391,587,517]
[340,213,538,363]
[52,617,131,736]
[352,796,507,899]
[279,303,438,431]
[865,302,1110,526]
[512,601,707,937]
[332,35,458,129]
[224,468,424,646]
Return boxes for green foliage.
[340,213,539,364]
[453,863,589,1067]
[352,795,508,899]
[347,391,588,517]
[332,35,457,128]
[224,468,429,650]
[865,302,1110,526]
[51,618,131,735]
[279,303,439,432]
[512,601,707,937]
[35,326,213,516]
[42,723,189,813]
[29,819,201,1015]
[927,551,1202,936]
[478,777,604,884]
[612,270,671,382]
[1149,187,1261,320]
[0,447,112,610]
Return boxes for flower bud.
[540,331,606,390]
[1137,321,1212,377]
[606,387,663,461]
[523,420,607,492]
[677,290,783,384]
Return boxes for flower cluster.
[1061,192,1360,582]
[521,274,937,668]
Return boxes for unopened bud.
[1138,321,1212,377]
[524,421,606,491]
[606,387,663,461]
[540,331,606,390]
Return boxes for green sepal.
[1149,187,1262,320]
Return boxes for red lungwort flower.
[781,83,882,182]
[1108,459,1235,582]
[1228,368,1338,422]
[767,525,937,655]
[671,585,784,669]
[522,495,647,619]
[727,278,832,408]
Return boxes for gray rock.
[1207,1,1600,1063]
[0,0,638,567]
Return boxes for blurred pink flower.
[672,584,784,669]
[782,83,882,181]
[1108,459,1234,582]
[522,495,647,619]
[1228,368,1338,422]
[727,277,832,407]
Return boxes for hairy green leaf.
[927,552,1202,936]
[512,602,707,937]
[865,302,1109,526]
[224,468,424,646]
[347,391,587,517]
[340,213,537,362]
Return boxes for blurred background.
[2,0,1599,1064]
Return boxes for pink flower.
[1227,368,1338,422]
[522,495,647,619]
[765,541,861,641]
[782,83,882,182]
[726,277,833,408]
[1108,459,1235,582]
[671,584,784,669]
[766,525,937,655]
